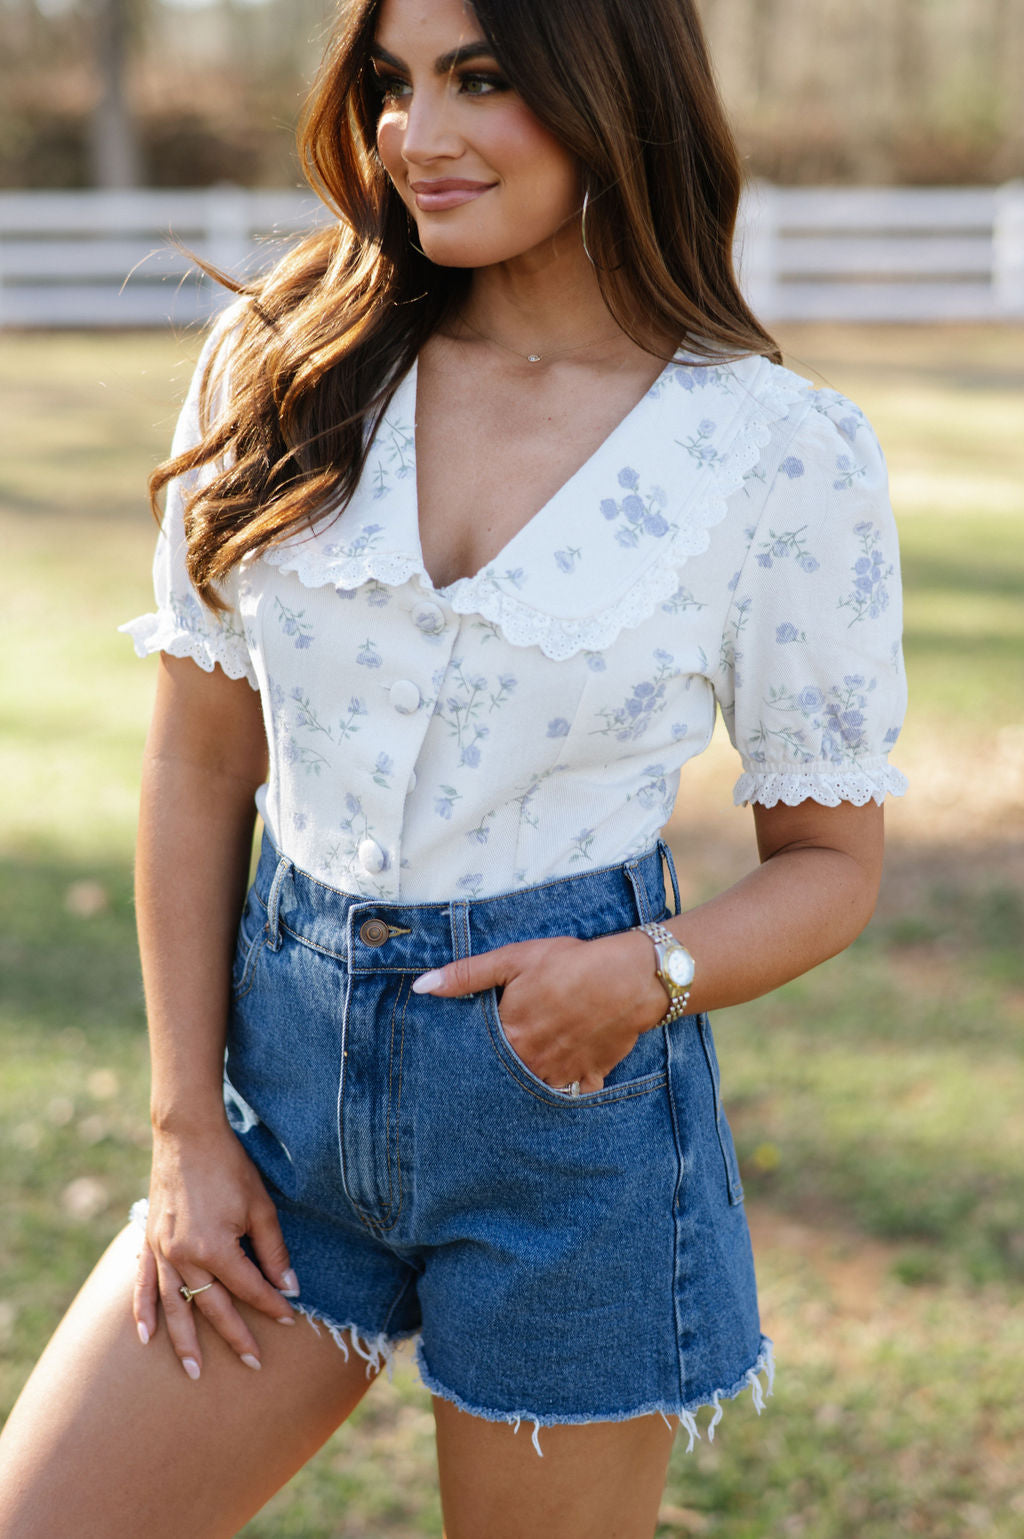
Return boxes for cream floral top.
[122,332,908,902]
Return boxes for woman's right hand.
[133,1119,300,1379]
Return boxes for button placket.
[389,678,421,715]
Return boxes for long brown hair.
[153,0,780,608]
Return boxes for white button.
[412,601,445,635]
[357,837,386,874]
[389,679,421,714]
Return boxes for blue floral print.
[833,455,867,493]
[356,638,383,668]
[661,584,705,614]
[434,785,461,820]
[371,416,414,497]
[274,596,314,649]
[592,649,677,742]
[749,675,879,765]
[326,523,385,560]
[754,526,819,573]
[838,522,893,625]
[600,467,672,548]
[679,419,722,467]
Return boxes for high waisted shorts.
[222,833,773,1451]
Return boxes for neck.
[460,238,626,363]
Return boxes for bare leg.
[0,1226,381,1539]
[434,1397,675,1539]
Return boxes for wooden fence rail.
[1,182,1023,328]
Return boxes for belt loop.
[449,899,471,962]
[264,854,292,952]
[658,837,682,917]
[623,858,652,925]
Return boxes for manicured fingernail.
[280,1269,300,1297]
[412,968,445,994]
[136,1321,150,1346]
[241,1353,262,1371]
[182,1357,201,1381]
[277,1314,296,1326]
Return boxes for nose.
[398,84,463,167]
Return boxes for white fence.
[1,182,1023,328]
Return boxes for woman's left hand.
[411,931,665,1092]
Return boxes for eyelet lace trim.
[261,539,425,596]
[261,365,813,660]
[119,612,258,688]
[733,761,909,808]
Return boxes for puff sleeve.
[119,315,257,688]
[711,390,908,807]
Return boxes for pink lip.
[410,180,495,211]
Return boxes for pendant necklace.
[454,311,622,365]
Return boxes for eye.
[458,72,508,97]
[371,70,410,104]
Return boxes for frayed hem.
[293,1301,419,1381]
[126,1200,414,1382]
[415,1335,775,1458]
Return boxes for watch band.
[633,921,695,1026]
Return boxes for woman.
[0,0,907,1535]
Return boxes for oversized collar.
[262,352,811,659]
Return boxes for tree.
[87,0,144,187]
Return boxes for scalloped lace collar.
[262,352,810,659]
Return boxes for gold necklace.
[454,310,622,365]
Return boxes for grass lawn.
[1,323,1022,1537]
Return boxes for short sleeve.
[711,390,908,807]
[119,314,257,688]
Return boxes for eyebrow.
[369,40,496,75]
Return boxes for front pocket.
[697,1014,745,1204]
[230,903,267,1000]
[482,988,667,1109]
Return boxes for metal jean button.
[359,919,390,947]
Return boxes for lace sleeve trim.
[119,612,258,689]
[733,761,908,809]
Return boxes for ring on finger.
[179,1281,215,1304]
[558,1080,581,1097]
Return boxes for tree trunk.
[88,0,142,188]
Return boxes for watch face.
[665,948,695,988]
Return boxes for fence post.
[737,180,780,320]
[205,182,251,282]
[993,180,1024,318]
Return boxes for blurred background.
[1,3,1022,1537]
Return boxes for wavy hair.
[152,0,780,607]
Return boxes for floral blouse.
[122,332,908,903]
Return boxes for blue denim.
[223,833,773,1451]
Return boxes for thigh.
[434,1398,675,1539]
[0,1226,379,1539]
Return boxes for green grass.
[1,325,1023,1536]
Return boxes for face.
[371,0,582,270]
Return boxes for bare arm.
[133,655,299,1377]
[414,799,885,1092]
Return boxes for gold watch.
[633,921,696,1026]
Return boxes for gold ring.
[178,1282,214,1304]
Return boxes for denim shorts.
[222,833,773,1451]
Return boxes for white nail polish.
[277,1314,296,1326]
[411,968,444,994]
[137,1321,150,1346]
[182,1357,201,1381]
[280,1269,300,1297]
[241,1354,262,1371]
